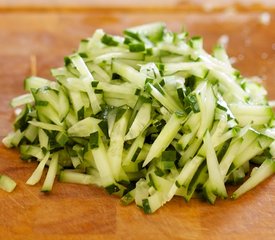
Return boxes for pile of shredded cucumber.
[2,22,275,213]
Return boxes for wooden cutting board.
[1,5,275,240]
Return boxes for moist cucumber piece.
[2,132,16,148]
[2,129,25,148]
[143,112,186,167]
[196,82,216,139]
[24,124,38,143]
[125,102,151,141]
[89,128,117,188]
[31,87,63,126]
[124,22,165,44]
[203,131,227,200]
[112,60,147,88]
[167,155,204,201]
[185,164,208,202]
[59,170,101,186]
[145,82,183,113]
[86,63,111,82]
[19,145,45,160]
[212,44,231,65]
[179,137,203,166]
[96,81,139,98]
[29,120,64,132]
[178,112,201,149]
[13,104,32,131]
[24,76,53,91]
[122,143,150,173]
[229,103,273,127]
[140,172,174,213]
[123,134,146,165]
[69,54,102,114]
[232,133,273,170]
[41,153,59,192]
[219,138,243,179]
[58,87,70,121]
[10,93,34,108]
[26,152,50,185]
[67,117,101,137]
[94,51,144,64]
[121,189,136,205]
[0,175,17,192]
[164,62,208,79]
[107,109,130,183]
[3,22,275,214]
[232,158,275,199]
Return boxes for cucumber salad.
[2,22,275,213]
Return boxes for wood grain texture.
[1,0,275,11]
[0,8,275,240]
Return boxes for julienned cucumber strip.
[2,22,275,213]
